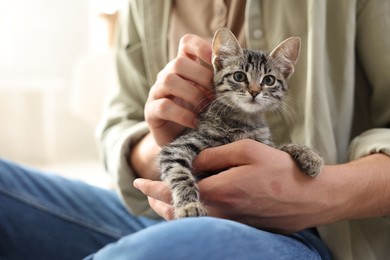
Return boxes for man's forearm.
[322,153,390,223]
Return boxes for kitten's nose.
[249,90,260,98]
[248,84,261,99]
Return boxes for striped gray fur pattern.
[158,28,323,219]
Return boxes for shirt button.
[252,29,263,39]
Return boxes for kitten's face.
[212,28,300,114]
[213,50,287,113]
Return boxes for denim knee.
[90,217,322,260]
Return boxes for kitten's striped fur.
[158,28,323,219]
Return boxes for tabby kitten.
[158,27,323,219]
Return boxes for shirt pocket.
[122,42,149,88]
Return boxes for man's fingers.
[169,56,213,90]
[150,66,212,112]
[193,140,266,173]
[147,196,175,220]
[133,178,172,204]
[178,34,213,65]
[134,178,175,220]
[146,98,198,129]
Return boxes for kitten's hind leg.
[280,144,323,177]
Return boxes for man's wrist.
[129,133,161,180]
[318,153,390,224]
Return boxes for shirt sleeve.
[96,5,159,218]
[348,0,390,160]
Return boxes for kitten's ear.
[269,37,301,79]
[212,27,243,72]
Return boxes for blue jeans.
[0,159,331,259]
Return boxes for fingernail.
[133,178,142,189]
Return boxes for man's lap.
[88,216,329,260]
[0,159,331,260]
[0,158,159,259]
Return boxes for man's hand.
[135,125,390,233]
[145,34,214,147]
[130,34,214,179]
[134,139,343,233]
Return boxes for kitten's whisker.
[214,98,230,119]
[276,96,297,128]
[262,96,296,128]
[215,94,236,119]
[204,94,231,117]
[193,93,216,113]
[218,102,232,119]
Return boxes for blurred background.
[0,0,126,188]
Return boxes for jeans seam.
[0,187,124,239]
[290,232,326,260]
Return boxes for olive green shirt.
[96,1,390,259]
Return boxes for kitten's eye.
[233,72,247,82]
[262,75,276,86]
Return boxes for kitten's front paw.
[174,202,208,219]
[300,152,323,177]
[280,144,323,177]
